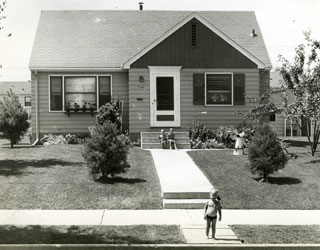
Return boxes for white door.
[149,66,181,127]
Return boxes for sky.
[0,0,319,81]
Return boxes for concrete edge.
[0,244,320,250]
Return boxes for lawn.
[187,142,320,209]
[0,140,162,209]
[231,225,320,244]
[0,225,186,244]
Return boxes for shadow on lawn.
[0,159,82,177]
[0,225,109,244]
[305,159,320,164]
[253,176,302,185]
[96,176,146,185]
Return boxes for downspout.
[32,70,40,145]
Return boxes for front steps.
[162,192,209,209]
[141,131,191,149]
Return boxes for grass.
[0,225,186,244]
[0,140,162,209]
[231,225,320,244]
[187,143,320,209]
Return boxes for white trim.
[31,67,124,72]
[48,74,112,112]
[149,66,181,127]
[205,72,234,107]
[123,13,265,69]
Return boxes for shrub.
[0,90,30,147]
[247,123,288,182]
[82,121,131,180]
[188,121,215,148]
[96,100,122,132]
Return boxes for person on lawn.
[204,188,222,239]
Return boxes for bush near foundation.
[247,123,288,182]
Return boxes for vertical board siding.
[32,71,128,135]
[131,18,257,69]
[128,68,262,134]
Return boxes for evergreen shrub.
[0,90,29,147]
[82,122,131,180]
[248,123,288,182]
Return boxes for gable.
[131,18,257,69]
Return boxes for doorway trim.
[149,66,181,127]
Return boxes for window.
[269,113,276,122]
[65,76,97,110]
[205,73,232,105]
[50,76,63,111]
[25,96,31,107]
[49,75,111,112]
[98,76,111,107]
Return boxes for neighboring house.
[269,71,306,137]
[29,10,272,141]
[0,81,32,119]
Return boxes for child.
[159,129,167,149]
[167,128,178,150]
[204,188,222,239]
[233,132,244,155]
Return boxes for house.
[29,10,272,142]
[0,81,32,119]
[269,71,307,137]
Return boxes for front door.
[149,66,181,127]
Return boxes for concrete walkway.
[150,149,213,194]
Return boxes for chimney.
[139,2,143,10]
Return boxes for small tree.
[239,31,320,156]
[82,121,131,180]
[248,124,288,182]
[0,89,29,147]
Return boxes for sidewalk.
[1,209,319,225]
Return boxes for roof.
[0,81,31,96]
[29,10,272,70]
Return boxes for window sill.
[64,110,97,117]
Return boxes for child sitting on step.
[167,128,178,150]
[159,129,167,149]
[204,188,222,239]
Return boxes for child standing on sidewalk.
[204,188,222,239]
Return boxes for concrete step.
[163,199,207,209]
[163,192,209,199]
[141,143,191,149]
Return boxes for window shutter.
[233,74,245,105]
[193,74,205,105]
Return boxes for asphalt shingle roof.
[29,10,272,69]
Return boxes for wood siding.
[31,71,128,137]
[131,18,257,69]
[129,68,263,135]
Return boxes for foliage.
[247,124,288,181]
[40,133,87,145]
[240,31,320,156]
[0,1,6,31]
[188,121,215,148]
[82,121,131,180]
[188,121,255,149]
[96,100,122,132]
[0,89,29,147]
